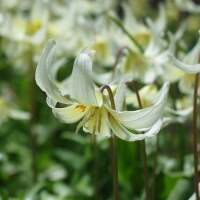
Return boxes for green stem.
[151,135,159,200]
[126,81,150,200]
[109,16,144,54]
[100,85,119,200]
[192,72,200,200]
[28,48,38,183]
[178,124,185,171]
[93,135,99,200]
[112,134,118,200]
[112,47,126,72]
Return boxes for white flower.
[175,0,200,13]
[169,32,200,74]
[36,40,169,141]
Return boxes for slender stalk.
[112,46,132,73]
[111,46,130,88]
[192,72,200,200]
[178,124,185,171]
[28,48,38,183]
[100,85,119,200]
[112,134,118,200]
[100,85,116,110]
[126,81,150,200]
[112,47,126,73]
[151,135,159,200]
[93,135,99,200]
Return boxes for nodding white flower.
[175,0,200,14]
[169,33,200,74]
[0,0,49,45]
[36,40,169,141]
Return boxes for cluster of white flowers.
[36,40,170,141]
[0,0,200,198]
[0,0,199,144]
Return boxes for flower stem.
[126,81,150,200]
[93,135,99,200]
[112,134,118,200]
[100,85,119,200]
[192,72,200,200]
[112,46,132,73]
[28,49,38,183]
[151,135,159,200]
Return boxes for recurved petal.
[49,101,90,124]
[35,40,67,103]
[169,54,200,74]
[109,116,162,141]
[145,18,166,57]
[97,107,111,136]
[106,82,169,130]
[183,36,200,64]
[114,80,126,111]
[70,51,98,106]
[155,4,166,33]
[166,107,193,116]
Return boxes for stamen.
[75,108,96,134]
[92,111,98,135]
[75,104,87,112]
[100,85,116,110]
[97,113,102,133]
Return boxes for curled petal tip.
[46,39,56,48]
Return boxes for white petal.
[29,26,47,45]
[162,63,184,83]
[92,71,113,84]
[145,18,166,57]
[97,107,111,136]
[114,81,126,111]
[169,54,200,74]
[106,82,169,130]
[155,4,166,33]
[70,52,98,106]
[9,110,30,120]
[35,40,67,103]
[166,107,193,116]
[183,37,200,64]
[48,100,90,124]
[109,117,162,142]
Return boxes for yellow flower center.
[26,20,42,35]
[75,104,87,112]
[92,36,111,62]
[122,51,149,74]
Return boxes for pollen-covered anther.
[75,104,86,112]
